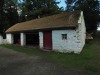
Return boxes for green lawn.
[1,32,100,73]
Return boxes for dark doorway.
[13,34,20,45]
[43,31,52,50]
[26,33,39,47]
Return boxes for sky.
[56,0,66,9]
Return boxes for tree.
[66,0,99,33]
[0,0,5,34]
[20,0,64,21]
[0,0,63,36]
[4,0,19,25]
[65,0,77,12]
[0,0,19,38]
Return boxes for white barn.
[5,11,86,53]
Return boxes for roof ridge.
[6,11,81,33]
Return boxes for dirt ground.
[0,47,97,75]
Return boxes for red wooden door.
[43,31,52,50]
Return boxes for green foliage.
[0,0,19,35]
[4,0,19,25]
[20,0,64,21]
[0,0,64,35]
[66,0,99,33]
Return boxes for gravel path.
[0,47,98,75]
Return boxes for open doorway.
[13,34,20,45]
[26,32,39,47]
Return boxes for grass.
[0,32,100,73]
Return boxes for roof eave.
[5,26,76,33]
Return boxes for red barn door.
[43,31,52,50]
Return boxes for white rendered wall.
[0,35,3,44]
[75,11,86,53]
[39,32,43,48]
[52,12,86,53]
[52,30,80,53]
[20,33,26,46]
[6,34,13,44]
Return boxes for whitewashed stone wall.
[52,12,86,53]
[0,35,3,44]
[20,33,26,46]
[39,29,85,53]
[75,11,86,53]
[5,11,86,53]
[52,30,79,53]
[52,11,86,53]
[39,12,86,53]
[39,32,43,48]
[6,34,13,44]
[6,33,26,46]
[0,35,8,44]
